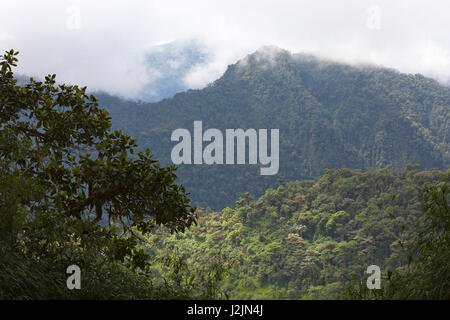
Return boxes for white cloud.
[1,0,449,98]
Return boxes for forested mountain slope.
[144,167,449,299]
[99,47,449,209]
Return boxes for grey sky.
[1,0,449,98]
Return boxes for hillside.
[1,48,449,301]
[99,47,449,209]
[144,167,449,299]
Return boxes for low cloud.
[1,0,449,99]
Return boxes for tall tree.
[0,49,195,267]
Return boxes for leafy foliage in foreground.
[0,50,225,299]
[1,49,448,300]
[146,167,448,299]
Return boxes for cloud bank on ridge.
[1,0,449,99]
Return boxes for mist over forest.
[0,0,449,304]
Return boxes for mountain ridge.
[97,47,449,209]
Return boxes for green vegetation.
[0,50,223,299]
[99,47,449,209]
[342,176,449,299]
[1,49,448,300]
[144,166,449,299]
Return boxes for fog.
[1,0,449,98]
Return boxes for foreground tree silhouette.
[0,49,196,295]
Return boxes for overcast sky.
[1,0,449,98]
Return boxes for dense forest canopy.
[98,47,449,209]
[145,166,449,299]
[0,49,449,300]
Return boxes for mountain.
[99,47,449,209]
[137,39,211,102]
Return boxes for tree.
[0,49,195,272]
[341,175,449,299]
[402,178,449,299]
